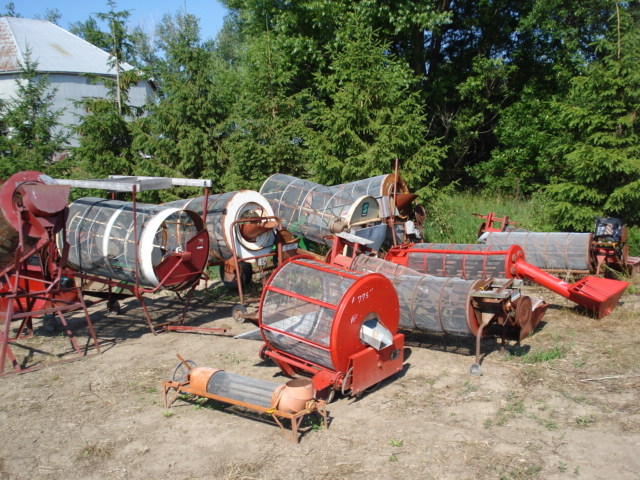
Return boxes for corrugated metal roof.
[0,16,133,75]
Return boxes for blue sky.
[16,1,229,41]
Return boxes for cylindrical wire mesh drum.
[352,255,484,336]
[206,370,281,409]
[165,190,275,263]
[174,365,315,414]
[328,174,410,218]
[479,231,593,272]
[392,243,524,280]
[66,197,205,287]
[259,257,399,372]
[260,174,379,245]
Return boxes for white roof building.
[0,16,153,146]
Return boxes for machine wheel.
[341,367,354,396]
[220,263,253,290]
[232,304,248,324]
[42,314,59,333]
[363,381,382,395]
[258,344,270,361]
[514,296,534,341]
[172,359,197,383]
[469,363,482,377]
[107,298,121,316]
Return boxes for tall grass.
[421,190,640,256]
[422,190,555,244]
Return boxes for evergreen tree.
[0,50,68,179]
[307,11,445,191]
[217,27,311,190]
[70,2,142,182]
[469,0,615,194]
[545,2,640,230]
[131,12,229,195]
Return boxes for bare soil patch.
[1,280,639,480]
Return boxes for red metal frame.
[473,212,515,236]
[257,256,404,399]
[62,179,223,335]
[1,172,100,376]
[386,243,629,319]
[224,215,299,324]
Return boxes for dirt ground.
[1,277,639,480]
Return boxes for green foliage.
[131,12,229,197]
[69,2,143,184]
[0,49,68,179]
[421,190,555,244]
[8,0,640,244]
[544,4,640,231]
[517,345,567,364]
[307,10,444,189]
[71,98,135,179]
[217,27,312,190]
[469,85,566,195]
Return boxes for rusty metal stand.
[226,216,298,325]
[161,379,328,443]
[54,176,227,336]
[1,227,100,376]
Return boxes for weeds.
[459,380,478,396]
[76,441,114,463]
[499,463,543,479]
[575,415,596,427]
[388,438,404,447]
[518,345,567,364]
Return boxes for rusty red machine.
[325,233,548,375]
[257,255,405,401]
[475,212,640,276]
[162,354,328,443]
[56,176,213,334]
[385,243,629,319]
[0,171,100,376]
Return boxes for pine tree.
[306,11,444,192]
[545,2,640,230]
[70,1,142,182]
[131,12,229,195]
[217,27,312,191]
[0,49,68,179]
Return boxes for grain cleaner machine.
[326,233,547,375]
[165,190,299,320]
[56,176,212,333]
[260,173,386,250]
[386,243,629,318]
[162,354,328,443]
[328,171,424,244]
[475,212,640,276]
[1,171,100,375]
[258,255,405,401]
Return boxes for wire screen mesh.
[482,232,592,271]
[352,255,478,336]
[329,174,391,198]
[206,371,280,409]
[260,174,360,244]
[166,192,271,262]
[166,193,232,261]
[406,243,510,279]
[261,259,360,369]
[66,197,199,286]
